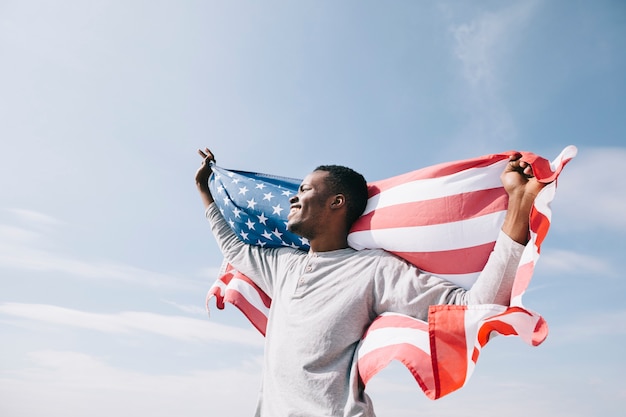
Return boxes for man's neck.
[308,236,349,253]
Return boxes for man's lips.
[288,205,301,217]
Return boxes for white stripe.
[464,306,507,379]
[463,306,507,381]
[550,145,578,172]
[210,279,227,295]
[533,181,556,223]
[362,161,507,215]
[349,211,506,251]
[484,310,542,345]
[358,325,430,358]
[227,278,270,317]
[422,271,480,290]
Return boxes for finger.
[198,149,207,159]
[203,148,215,161]
[523,164,534,177]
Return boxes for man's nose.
[289,195,299,204]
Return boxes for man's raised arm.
[195,147,215,208]
[500,153,546,244]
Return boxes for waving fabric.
[206,146,577,399]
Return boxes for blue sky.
[1,1,624,416]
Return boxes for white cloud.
[0,240,204,289]
[364,360,600,417]
[4,208,64,227]
[0,302,263,347]
[0,220,206,290]
[552,147,626,231]
[539,248,615,277]
[162,299,209,315]
[0,350,262,417]
[450,1,536,88]
[0,224,41,244]
[551,309,626,342]
[445,1,537,150]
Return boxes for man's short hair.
[314,165,368,227]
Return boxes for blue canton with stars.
[209,163,310,251]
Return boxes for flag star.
[240,230,249,240]
[223,196,230,205]
[262,230,273,240]
[299,237,310,246]
[257,212,268,225]
[245,219,256,230]
[239,186,249,195]
[272,228,283,239]
[256,239,267,247]
[217,185,224,194]
[247,198,257,209]
[281,190,292,197]
[233,207,242,218]
[232,178,240,184]
[272,204,284,215]
[290,242,300,249]
[255,183,266,189]
[228,219,235,228]
[219,207,225,215]
[263,192,275,201]
[227,172,235,178]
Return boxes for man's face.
[287,170,333,240]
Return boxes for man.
[195,147,544,417]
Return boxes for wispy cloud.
[445,1,537,150]
[552,147,626,231]
[539,248,616,277]
[4,208,64,227]
[0,350,262,417]
[162,299,209,315]
[551,309,626,342]
[0,240,204,289]
[0,214,207,290]
[0,302,263,346]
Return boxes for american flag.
[208,167,310,251]
[206,146,577,399]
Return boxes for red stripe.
[530,206,551,248]
[428,305,469,399]
[358,343,436,398]
[392,241,496,275]
[351,188,507,232]
[368,154,512,197]
[224,289,268,336]
[477,319,517,347]
[471,346,480,363]
[230,268,272,308]
[207,286,226,310]
[364,314,428,336]
[532,316,549,346]
[476,307,534,347]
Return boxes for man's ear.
[330,194,346,209]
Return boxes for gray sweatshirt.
[206,203,524,417]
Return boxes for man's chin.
[286,221,301,235]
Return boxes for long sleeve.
[460,230,525,305]
[372,230,525,319]
[205,203,300,296]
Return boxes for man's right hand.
[195,147,216,208]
